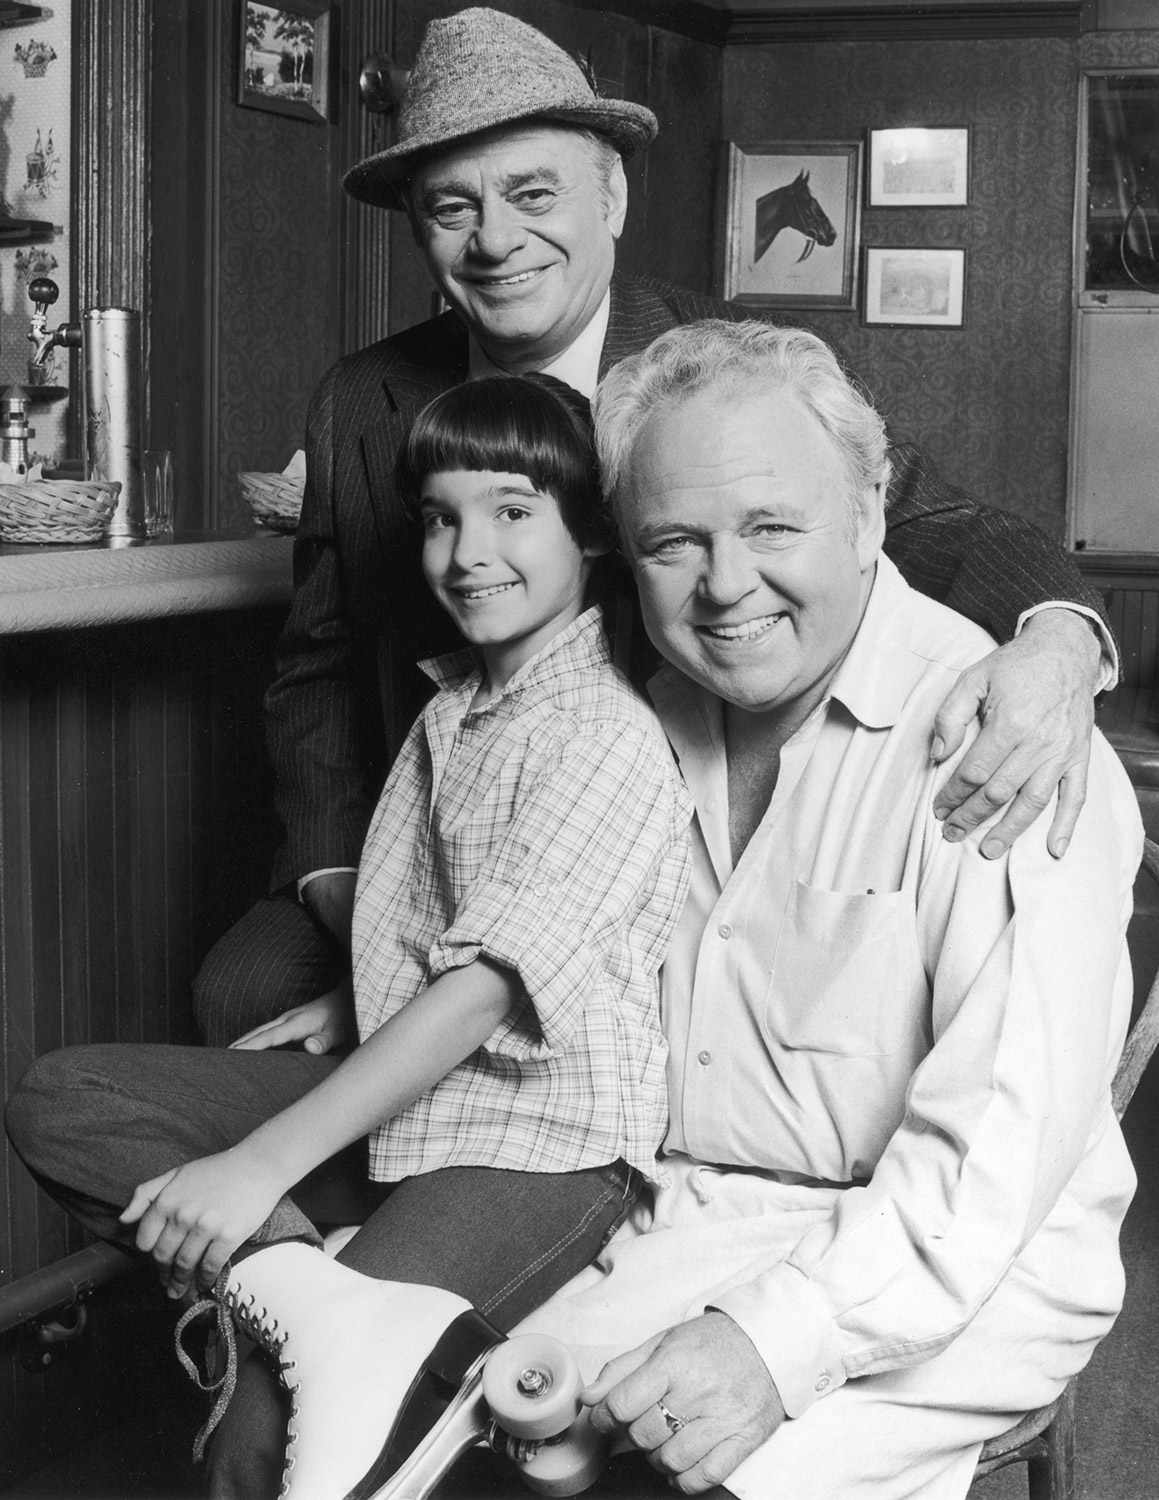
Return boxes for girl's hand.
[119,1148,285,1300]
[230,982,355,1056]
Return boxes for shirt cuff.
[709,1262,846,1419]
[1015,601,1118,693]
[296,866,358,902]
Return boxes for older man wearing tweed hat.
[191,6,1113,1061]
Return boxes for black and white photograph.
[867,126,970,206]
[863,245,966,326]
[0,7,1156,1500]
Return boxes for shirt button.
[718,923,732,940]
[814,1372,831,1393]
[697,1049,712,1066]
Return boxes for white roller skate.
[203,1243,609,1500]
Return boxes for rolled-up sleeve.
[713,734,1141,1416]
[427,721,691,1059]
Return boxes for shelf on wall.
[6,384,69,403]
[0,3,47,27]
[0,215,55,243]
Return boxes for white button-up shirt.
[643,555,1139,1417]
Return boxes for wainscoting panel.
[0,608,283,1486]
[1091,564,1159,753]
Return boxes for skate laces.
[174,1267,240,1463]
[173,1262,302,1490]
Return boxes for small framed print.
[862,247,966,328]
[867,128,969,208]
[720,140,862,309]
[238,0,332,124]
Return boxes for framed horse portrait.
[719,141,862,309]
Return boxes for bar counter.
[0,529,294,1360]
[0,529,294,633]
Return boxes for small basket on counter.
[239,471,305,534]
[0,479,121,544]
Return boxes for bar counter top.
[0,530,294,634]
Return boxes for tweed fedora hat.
[343,7,659,211]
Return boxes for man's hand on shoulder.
[584,1311,785,1494]
[931,609,1102,859]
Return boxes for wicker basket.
[0,479,121,544]
[239,471,304,534]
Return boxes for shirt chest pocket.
[766,881,924,1058]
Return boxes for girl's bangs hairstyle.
[396,373,612,551]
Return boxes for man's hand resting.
[584,1312,785,1495]
[230,981,355,1056]
[931,609,1102,859]
[300,869,357,951]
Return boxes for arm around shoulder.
[883,439,1110,644]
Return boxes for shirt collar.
[466,291,611,399]
[825,554,930,729]
[419,605,611,704]
[649,555,928,744]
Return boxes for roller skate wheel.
[517,1408,609,1497]
[483,1334,582,1440]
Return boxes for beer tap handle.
[29,276,59,314]
[28,277,81,365]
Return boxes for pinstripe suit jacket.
[265,273,1108,888]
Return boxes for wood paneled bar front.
[0,534,292,1486]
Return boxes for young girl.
[6,375,691,1499]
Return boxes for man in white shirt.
[514,318,1141,1500]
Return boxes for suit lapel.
[599,276,683,377]
[361,319,469,557]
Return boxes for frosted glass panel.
[1070,308,1159,553]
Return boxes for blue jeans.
[6,1044,641,1498]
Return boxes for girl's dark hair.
[395,372,613,551]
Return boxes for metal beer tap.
[27,276,81,368]
[25,276,144,537]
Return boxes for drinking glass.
[142,448,174,537]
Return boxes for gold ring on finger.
[655,1399,687,1436]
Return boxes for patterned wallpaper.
[724,36,1080,537]
[0,3,71,467]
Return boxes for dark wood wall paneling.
[0,610,284,1483]
[150,1,401,532]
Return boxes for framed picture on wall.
[720,141,862,309]
[862,247,966,327]
[866,128,969,207]
[238,0,332,124]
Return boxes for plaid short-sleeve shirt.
[351,608,692,1181]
